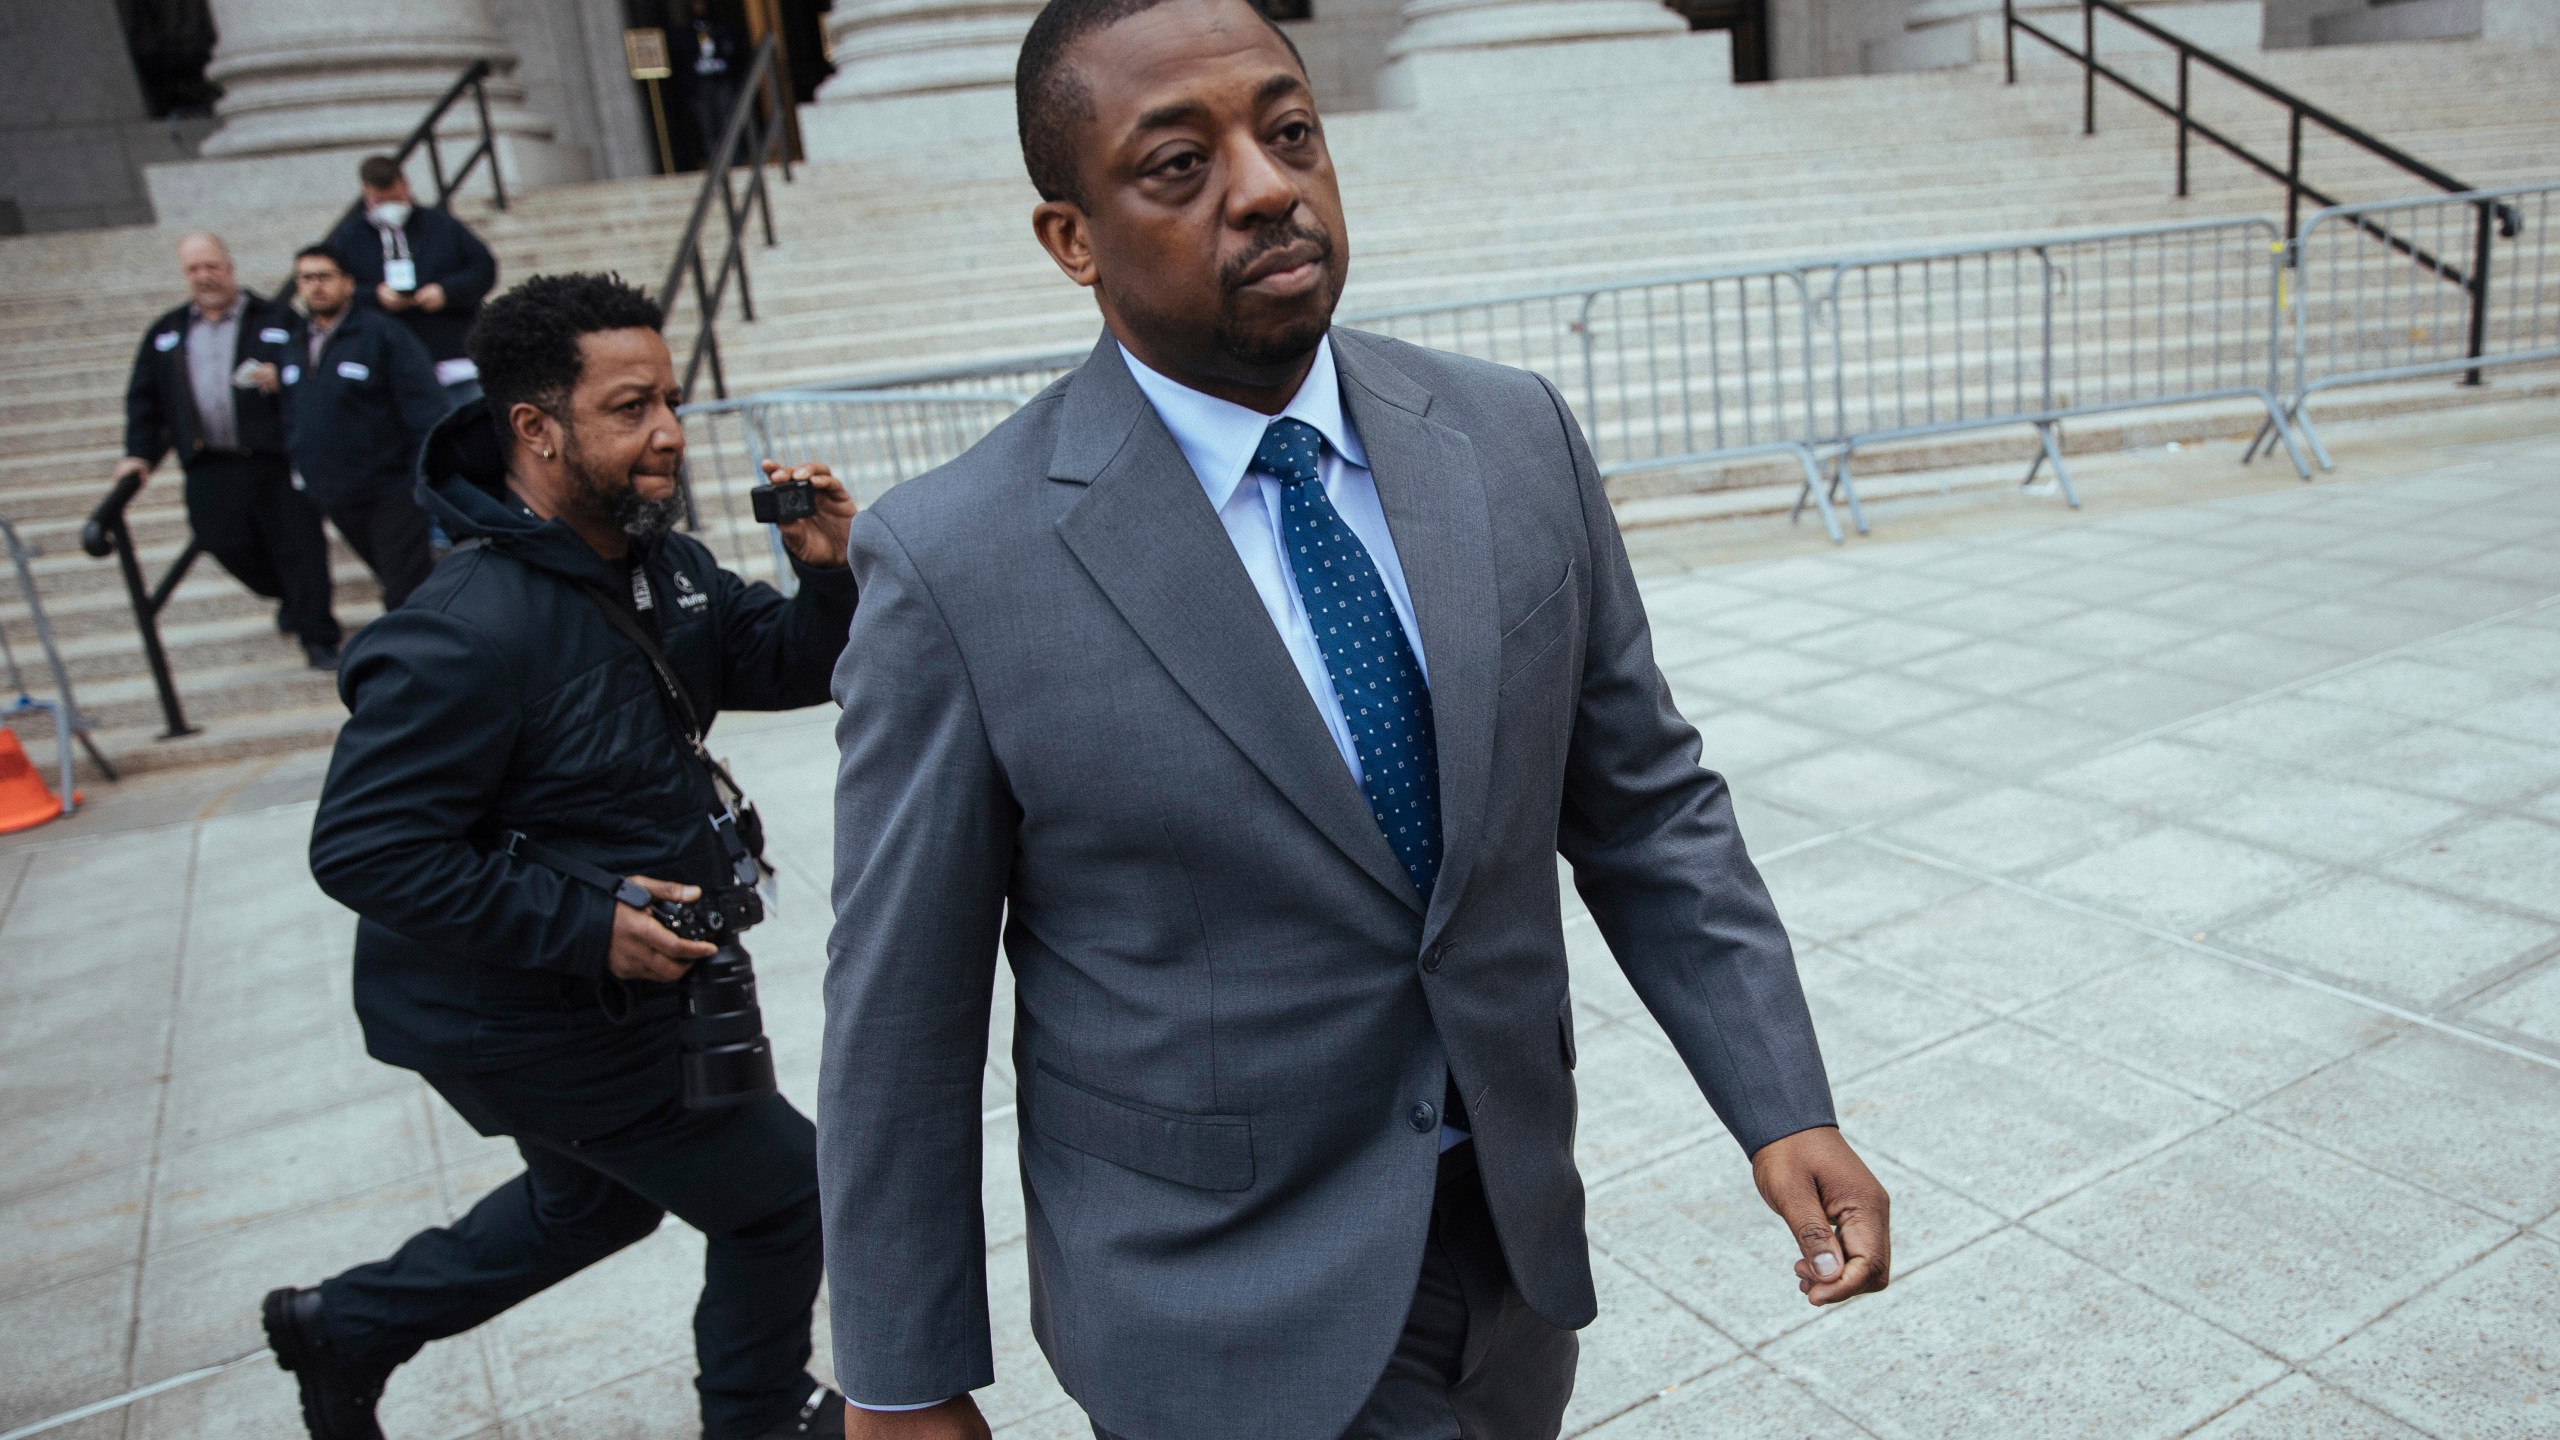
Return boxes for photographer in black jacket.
[283,245,445,609]
[325,155,500,406]
[272,273,858,1440]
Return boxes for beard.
[561,428,686,539]
[1210,217,1341,370]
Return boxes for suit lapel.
[1050,337,1425,915]
[1333,333,1501,946]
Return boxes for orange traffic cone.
[0,728,66,834]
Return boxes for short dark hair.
[358,154,402,190]
[1015,0,1305,207]
[294,244,345,273]
[469,273,665,444]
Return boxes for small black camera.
[750,479,816,525]
[651,884,765,942]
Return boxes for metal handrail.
[2002,0,2520,386]
[78,472,200,740]
[659,34,793,410]
[2,516,115,792]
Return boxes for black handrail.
[2004,0,2519,383]
[79,472,201,740]
[659,34,793,414]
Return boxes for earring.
[539,448,554,459]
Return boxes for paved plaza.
[4,412,2559,1439]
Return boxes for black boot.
[262,1286,388,1440]
[716,1385,846,1439]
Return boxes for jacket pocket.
[1559,995,1578,1071]
[1029,1061,1255,1192]
[1499,563,1576,691]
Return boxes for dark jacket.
[309,400,856,1075]
[323,203,498,362]
[282,305,448,511]
[124,291,302,467]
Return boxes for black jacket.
[124,291,302,467]
[282,305,448,510]
[308,400,856,1073]
[323,203,499,362]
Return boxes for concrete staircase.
[1,34,2552,776]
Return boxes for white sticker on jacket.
[282,364,301,385]
[259,327,291,344]
[155,331,181,352]
[336,360,371,381]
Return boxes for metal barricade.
[2276,183,2557,470]
[677,389,1035,590]
[1818,216,2307,512]
[2,516,115,800]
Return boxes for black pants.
[184,453,340,646]
[318,1057,825,1437]
[1096,1144,1578,1440]
[322,490,435,610]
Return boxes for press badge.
[259,327,291,344]
[282,364,301,385]
[384,258,418,292]
[337,360,371,381]
[154,331,180,352]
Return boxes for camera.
[750,479,816,525]
[652,886,777,1110]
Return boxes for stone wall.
[0,2,210,233]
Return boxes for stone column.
[798,0,1046,167]
[1376,0,1704,105]
[145,0,587,223]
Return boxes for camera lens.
[679,942,777,1109]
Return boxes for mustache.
[1219,220,1333,293]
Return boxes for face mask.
[367,201,412,230]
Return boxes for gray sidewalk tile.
[131,1174,451,1379]
[2042,739,2298,815]
[2255,601,2455,654]
[1755,840,1977,945]
[1729,795,1836,853]
[2250,1032,2560,1226]
[2217,876,2558,1012]
[2366,570,2552,620]
[2009,561,2190,608]
[491,1362,692,1440]
[2172,696,2423,768]
[1560,1252,1741,1435]
[2341,726,2560,805]
[2380,814,2560,919]
[2029,1117,2508,1361]
[1787,614,1972,664]
[1795,948,1990,1082]
[129,1330,497,1440]
[2188,773,2469,865]
[161,1022,409,1154]
[0,1160,147,1304]
[0,1077,163,1205]
[1762,1228,2282,1440]
[1750,746,1973,823]
[980,1240,1071,1424]
[1760,672,1974,737]
[1571,1023,1723,1187]
[1909,587,2086,637]
[480,1223,703,1421]
[1832,1023,2219,1218]
[2419,621,2560,677]
[2456,545,2560,585]
[1565,913,1647,1024]
[147,1087,440,1253]
[2463,957,2560,1048]
[1582,1358,1872,1439]
[2032,606,2211,662]
[1881,785,2147,876]
[1586,1146,1998,1350]
[0,1264,135,1430]
[2446,684,2560,747]
[2016,952,2398,1107]
[1672,647,1853,705]
[1837,882,2174,1014]
[2293,656,2534,720]
[2127,578,2306,628]
[2320,530,2496,571]
[1691,708,1841,774]
[985,1111,1025,1250]
[2024,665,2248,731]
[1647,622,1752,672]
[2144,631,2358,691]
[1696,598,1867,645]
[2187,1375,2425,1440]
[2310,1234,2560,1440]
[1894,638,2101,698]
[2035,827,2332,933]
[1877,701,2119,776]
[1909,545,2068,587]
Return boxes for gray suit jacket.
[820,330,1834,1439]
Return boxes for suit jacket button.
[1409,1101,1437,1133]
[1421,943,1443,974]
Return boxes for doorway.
[1664,0,1770,82]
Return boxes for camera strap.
[570,572,772,887]
[499,830,652,908]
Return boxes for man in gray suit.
[820,0,1892,1435]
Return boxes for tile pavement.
[4,429,2559,1437]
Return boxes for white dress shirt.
[851,337,1449,1415]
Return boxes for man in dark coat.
[269,273,859,1440]
[120,231,343,669]
[676,0,750,164]
[283,245,446,609]
[324,154,500,407]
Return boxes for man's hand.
[1751,1125,1891,1306]
[763,459,857,569]
[114,456,151,488]
[377,283,412,312]
[236,360,281,395]
[606,876,718,982]
[413,283,448,313]
[844,1397,990,1439]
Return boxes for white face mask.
[367,201,413,230]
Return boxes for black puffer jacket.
[309,400,855,1073]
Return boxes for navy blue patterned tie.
[1253,417,1443,900]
